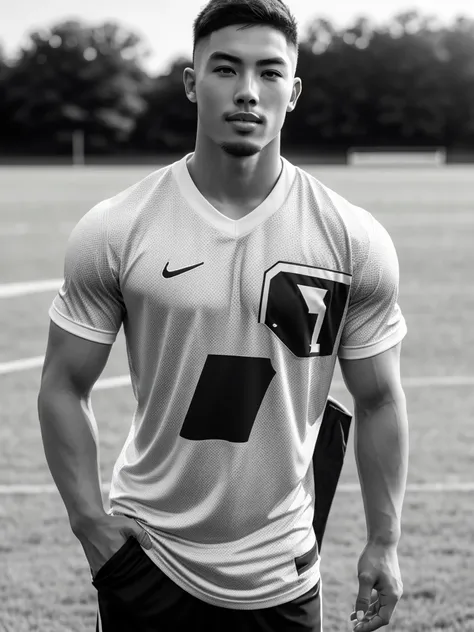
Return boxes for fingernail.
[357,611,365,621]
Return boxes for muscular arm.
[37,321,112,532]
[339,342,409,546]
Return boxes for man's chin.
[220,140,262,158]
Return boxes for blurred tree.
[361,12,449,145]
[284,17,377,149]
[284,10,472,149]
[2,11,474,155]
[4,20,150,153]
[130,57,196,153]
[0,43,9,146]
[440,17,474,146]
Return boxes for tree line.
[1,11,473,156]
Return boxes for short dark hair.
[192,0,298,63]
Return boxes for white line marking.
[333,482,474,492]
[0,358,134,384]
[0,279,62,298]
[400,375,474,387]
[95,375,131,390]
[0,356,45,374]
[0,223,29,236]
[0,222,75,237]
[0,481,473,496]
[334,375,474,388]
[2,356,474,391]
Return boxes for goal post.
[72,129,85,167]
[347,147,447,167]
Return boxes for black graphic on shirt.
[180,355,276,442]
[259,262,351,358]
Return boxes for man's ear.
[183,67,197,104]
[287,77,302,113]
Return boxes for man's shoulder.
[77,158,182,251]
[294,164,375,235]
[106,160,178,213]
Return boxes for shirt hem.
[49,305,117,344]
[141,545,321,610]
[338,320,407,360]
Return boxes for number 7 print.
[259,262,351,358]
[296,285,328,354]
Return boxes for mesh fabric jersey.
[49,154,407,610]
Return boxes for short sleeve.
[338,215,407,360]
[49,200,124,344]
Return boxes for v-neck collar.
[172,152,296,238]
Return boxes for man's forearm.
[37,387,107,530]
[354,392,409,546]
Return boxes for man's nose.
[234,75,259,106]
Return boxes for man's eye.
[214,67,281,79]
[263,71,281,79]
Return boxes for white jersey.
[49,153,407,609]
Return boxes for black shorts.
[92,537,322,632]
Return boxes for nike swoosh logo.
[162,261,204,278]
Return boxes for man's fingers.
[354,612,389,632]
[350,599,379,621]
[353,599,397,631]
[355,572,375,618]
[130,518,153,549]
[366,599,380,617]
[351,599,379,629]
[134,529,153,549]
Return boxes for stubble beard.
[220,140,262,157]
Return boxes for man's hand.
[71,513,153,579]
[350,542,403,631]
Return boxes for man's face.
[186,25,302,157]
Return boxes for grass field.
[1,163,474,632]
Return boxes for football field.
[1,163,473,631]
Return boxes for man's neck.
[187,137,283,210]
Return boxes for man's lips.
[226,112,263,123]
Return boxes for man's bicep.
[40,320,113,397]
[339,343,405,409]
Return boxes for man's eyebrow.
[208,51,287,67]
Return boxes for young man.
[38,1,408,631]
